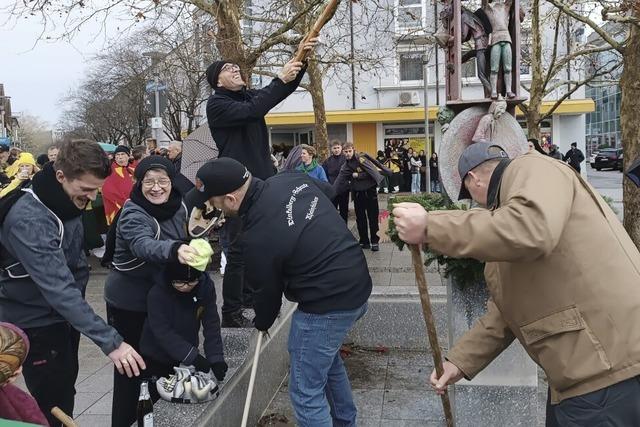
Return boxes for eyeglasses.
[221,63,240,73]
[142,178,171,188]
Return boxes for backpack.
[0,180,31,225]
[0,181,64,278]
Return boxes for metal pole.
[565,16,571,98]
[154,73,161,145]
[434,0,440,105]
[423,53,431,193]
[349,0,356,109]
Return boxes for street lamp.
[143,51,164,146]
[0,96,10,140]
[423,52,432,193]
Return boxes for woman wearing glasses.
[103,156,207,427]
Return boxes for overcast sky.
[0,7,127,128]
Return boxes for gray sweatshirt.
[104,200,188,312]
[0,190,122,355]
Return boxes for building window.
[397,0,424,31]
[399,52,423,82]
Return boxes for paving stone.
[370,272,391,287]
[77,358,111,375]
[387,351,434,367]
[381,389,444,422]
[380,420,445,426]
[344,352,388,390]
[73,392,107,417]
[359,418,382,427]
[84,392,113,415]
[352,389,385,419]
[74,414,112,427]
[76,374,113,393]
[385,363,432,391]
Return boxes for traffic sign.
[146,81,167,92]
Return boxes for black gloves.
[211,361,228,381]
[193,354,210,373]
[194,354,228,381]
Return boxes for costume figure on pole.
[483,0,516,99]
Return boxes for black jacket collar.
[214,86,247,100]
[487,159,512,210]
[238,177,265,218]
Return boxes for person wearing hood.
[102,145,135,225]
[322,140,349,222]
[548,144,563,160]
[104,155,199,427]
[296,144,328,182]
[140,262,226,391]
[0,140,144,427]
[334,143,393,252]
[203,38,317,328]
[0,153,38,198]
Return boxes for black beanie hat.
[36,154,49,167]
[114,145,131,156]
[134,155,176,182]
[206,60,228,89]
[164,262,202,284]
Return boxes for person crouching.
[139,262,227,402]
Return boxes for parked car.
[594,148,623,171]
[589,151,599,168]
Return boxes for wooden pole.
[293,0,340,62]
[51,407,78,427]
[241,332,264,427]
[409,244,455,427]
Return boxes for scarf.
[487,158,512,210]
[129,183,182,221]
[297,159,319,174]
[31,162,84,221]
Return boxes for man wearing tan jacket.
[393,142,640,425]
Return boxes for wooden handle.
[409,244,455,427]
[51,407,78,427]
[293,0,340,62]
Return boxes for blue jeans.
[288,303,368,427]
[411,173,421,193]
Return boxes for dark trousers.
[141,357,175,403]
[220,216,252,314]
[333,191,349,223]
[22,322,80,427]
[353,187,379,245]
[106,304,147,427]
[552,376,640,426]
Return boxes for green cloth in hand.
[188,238,214,271]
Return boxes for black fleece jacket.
[238,174,372,331]
[322,154,346,184]
[139,274,224,366]
[206,67,307,180]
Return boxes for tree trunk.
[306,55,330,161]
[523,0,544,140]
[622,21,640,248]
[214,1,253,80]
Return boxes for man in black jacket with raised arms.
[203,39,317,327]
[187,158,371,427]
